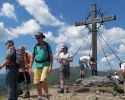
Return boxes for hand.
[29,64,32,69]
[57,58,62,62]
[48,65,52,73]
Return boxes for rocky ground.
[17,86,125,100]
[3,76,125,100]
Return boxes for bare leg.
[36,83,42,96]
[80,70,84,78]
[42,80,48,94]
[65,78,70,93]
[60,78,64,89]
[65,78,69,87]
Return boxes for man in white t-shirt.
[57,45,73,93]
[79,56,96,76]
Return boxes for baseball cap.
[5,40,14,45]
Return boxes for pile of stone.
[75,75,113,87]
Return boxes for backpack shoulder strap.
[25,52,30,63]
[33,44,38,57]
[44,42,50,61]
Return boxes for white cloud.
[0,3,17,20]
[100,55,115,63]
[51,25,91,54]
[11,19,40,36]
[0,20,40,42]
[17,0,64,26]
[44,31,55,41]
[118,44,125,56]
[100,27,125,45]
[0,22,14,41]
[98,54,120,71]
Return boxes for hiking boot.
[57,88,64,93]
[65,87,70,93]
[44,94,50,100]
[38,96,43,100]
[80,75,85,78]
[18,90,23,96]
[23,92,30,98]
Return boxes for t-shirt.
[57,52,72,65]
[121,62,125,71]
[79,56,91,62]
[5,46,18,70]
[32,43,52,68]
[6,46,16,62]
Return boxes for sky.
[0,0,125,73]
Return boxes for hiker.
[79,56,96,76]
[0,40,19,100]
[17,45,31,98]
[57,44,73,93]
[111,72,124,85]
[30,32,53,100]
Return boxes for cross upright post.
[75,4,116,75]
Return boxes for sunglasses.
[36,37,41,40]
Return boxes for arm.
[25,53,32,72]
[29,55,34,69]
[0,59,11,69]
[66,57,73,62]
[66,53,73,62]
[57,56,62,63]
[48,53,53,73]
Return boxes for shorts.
[34,67,48,84]
[60,65,70,79]
[18,72,31,84]
[79,61,85,70]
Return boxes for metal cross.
[75,4,116,75]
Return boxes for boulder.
[75,76,113,87]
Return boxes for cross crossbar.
[75,15,116,26]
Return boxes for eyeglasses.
[19,49,25,50]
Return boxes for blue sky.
[0,0,125,73]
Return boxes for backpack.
[25,52,30,63]
[33,42,50,63]
[16,50,25,68]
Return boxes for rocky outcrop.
[75,76,113,86]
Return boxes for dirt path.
[17,86,123,100]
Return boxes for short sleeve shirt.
[5,46,16,62]
[79,56,90,62]
[32,42,52,68]
[58,52,72,65]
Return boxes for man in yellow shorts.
[30,32,53,100]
